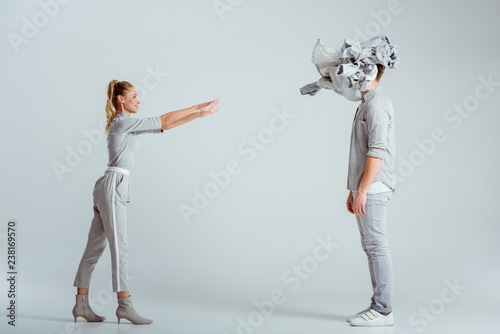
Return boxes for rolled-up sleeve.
[366,104,390,160]
[115,116,163,134]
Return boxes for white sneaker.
[345,307,371,322]
[349,308,393,327]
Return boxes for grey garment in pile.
[347,86,396,193]
[106,111,163,203]
[353,191,393,315]
[300,39,343,96]
[300,35,399,101]
[73,111,163,292]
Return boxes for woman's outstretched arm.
[160,98,219,125]
[160,98,219,130]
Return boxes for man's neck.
[361,80,380,95]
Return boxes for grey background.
[0,0,499,333]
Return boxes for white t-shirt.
[352,181,392,197]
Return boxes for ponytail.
[104,79,133,135]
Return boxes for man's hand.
[352,191,367,216]
[346,191,354,214]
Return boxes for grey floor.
[3,288,496,334]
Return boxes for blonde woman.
[72,80,219,324]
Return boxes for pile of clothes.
[300,35,399,102]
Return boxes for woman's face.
[117,87,140,114]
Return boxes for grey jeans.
[353,190,393,314]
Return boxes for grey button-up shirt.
[347,86,396,193]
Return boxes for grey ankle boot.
[72,294,106,322]
[116,295,153,325]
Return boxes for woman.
[72,80,219,324]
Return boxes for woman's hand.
[197,98,220,117]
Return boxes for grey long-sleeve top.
[107,111,163,171]
[347,86,396,193]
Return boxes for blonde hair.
[105,80,133,135]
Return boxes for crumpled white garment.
[300,34,399,101]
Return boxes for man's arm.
[358,156,383,193]
[352,156,382,216]
[351,101,391,216]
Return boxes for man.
[345,63,396,327]
[300,35,398,327]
